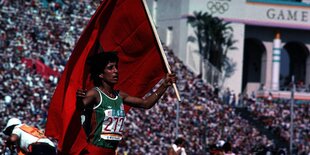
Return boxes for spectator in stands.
[167,137,187,155]
[223,87,231,104]
[222,142,235,155]
[213,83,219,97]
[267,92,273,104]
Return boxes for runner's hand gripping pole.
[142,0,181,101]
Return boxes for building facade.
[147,0,310,95]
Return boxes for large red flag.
[45,0,166,154]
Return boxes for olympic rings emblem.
[207,1,229,14]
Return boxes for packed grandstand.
[0,0,309,154]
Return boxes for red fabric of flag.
[45,0,166,154]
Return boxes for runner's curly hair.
[87,52,119,86]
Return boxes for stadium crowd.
[0,0,309,154]
[117,49,280,155]
[0,0,97,153]
[246,98,309,154]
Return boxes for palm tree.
[187,11,212,76]
[209,18,236,72]
[187,11,237,78]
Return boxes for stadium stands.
[0,1,308,154]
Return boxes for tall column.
[152,0,157,25]
[166,26,173,47]
[272,32,281,90]
[262,42,273,90]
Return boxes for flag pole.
[142,0,181,101]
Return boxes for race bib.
[101,109,125,141]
